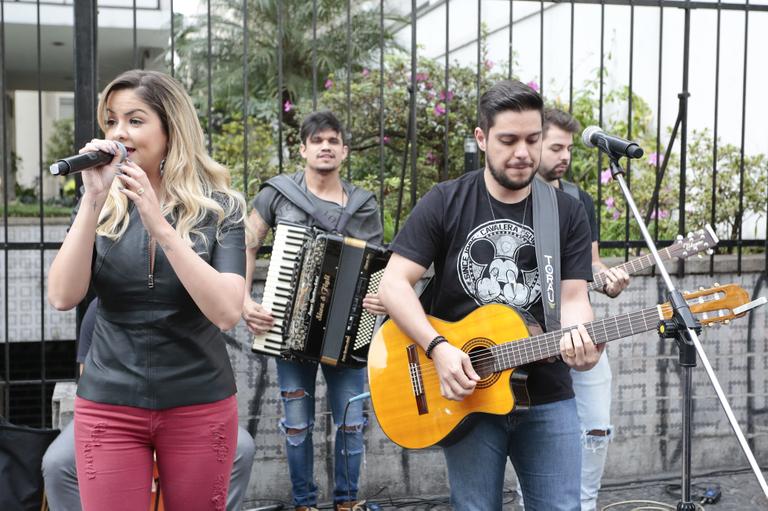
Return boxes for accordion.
[251,222,390,368]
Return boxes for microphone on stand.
[582,126,644,159]
[49,141,127,176]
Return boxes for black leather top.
[76,198,245,409]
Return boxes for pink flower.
[433,103,446,117]
[283,100,293,112]
[604,197,615,209]
[425,81,433,90]
[362,68,370,77]
[324,78,334,89]
[426,151,437,165]
[650,209,670,220]
[612,210,621,221]
[485,59,495,70]
[526,80,540,92]
[415,72,429,82]
[382,135,391,145]
[600,169,612,184]
[439,90,455,102]
[648,152,663,166]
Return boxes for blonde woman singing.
[48,70,247,511]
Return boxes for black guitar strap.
[531,178,562,332]
[260,173,374,233]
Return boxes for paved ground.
[244,468,768,510]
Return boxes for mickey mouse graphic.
[458,221,540,309]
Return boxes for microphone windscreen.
[581,126,602,148]
[114,141,128,163]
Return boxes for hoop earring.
[159,158,166,177]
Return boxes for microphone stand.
[606,155,768,509]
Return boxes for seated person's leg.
[42,421,82,511]
[227,425,256,511]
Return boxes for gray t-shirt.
[252,171,383,244]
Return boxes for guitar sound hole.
[468,346,495,379]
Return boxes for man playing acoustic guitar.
[378,80,601,511]
[537,107,630,511]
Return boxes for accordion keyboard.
[353,268,384,351]
[251,223,311,356]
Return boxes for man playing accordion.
[243,111,385,511]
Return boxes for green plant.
[171,4,765,248]
[210,115,279,198]
[173,0,401,125]
[0,201,73,217]
[687,129,767,245]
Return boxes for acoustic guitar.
[589,225,718,291]
[368,283,758,449]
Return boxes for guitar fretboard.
[487,306,661,372]
[589,247,674,291]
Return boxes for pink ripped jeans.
[74,395,238,511]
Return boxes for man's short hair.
[299,111,346,145]
[543,107,581,136]
[478,80,544,134]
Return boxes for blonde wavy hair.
[95,70,246,245]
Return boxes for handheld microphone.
[582,126,644,159]
[49,141,127,176]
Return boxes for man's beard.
[310,159,340,175]
[313,165,338,175]
[488,161,537,191]
[538,163,566,182]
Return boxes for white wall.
[13,90,70,200]
[5,0,169,30]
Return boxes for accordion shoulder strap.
[336,187,375,233]
[261,174,374,234]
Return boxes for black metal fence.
[1,0,766,427]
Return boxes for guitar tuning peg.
[706,249,714,255]
[714,282,720,287]
[676,234,684,241]
[723,319,730,325]
[697,253,703,258]
[699,286,705,291]
[687,232,693,238]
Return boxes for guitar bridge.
[407,344,429,415]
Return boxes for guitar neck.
[492,306,660,369]
[588,247,673,291]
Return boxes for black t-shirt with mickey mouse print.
[391,169,593,405]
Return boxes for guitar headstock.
[659,283,762,327]
[667,224,719,260]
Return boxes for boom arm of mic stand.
[608,156,768,502]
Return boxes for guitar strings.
[403,308,663,387]
[408,308,657,379]
[404,289,725,386]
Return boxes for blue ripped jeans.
[571,351,613,511]
[276,358,365,507]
